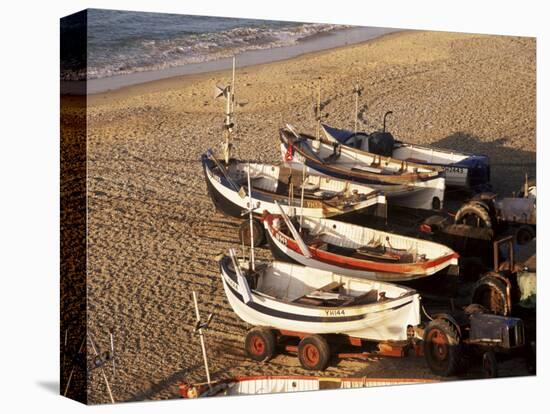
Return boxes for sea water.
[61,9,396,93]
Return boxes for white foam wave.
[64,23,349,80]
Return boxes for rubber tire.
[423,318,462,377]
[471,276,509,316]
[463,303,488,315]
[454,202,494,231]
[515,225,535,245]
[482,351,498,378]
[239,219,266,247]
[245,328,276,362]
[297,335,331,371]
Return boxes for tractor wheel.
[239,219,266,247]
[245,327,276,362]
[454,202,494,232]
[482,351,498,378]
[297,335,331,371]
[463,303,489,315]
[423,318,462,377]
[471,276,509,316]
[515,225,535,245]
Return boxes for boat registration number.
[207,168,221,183]
[325,309,345,316]
[275,231,287,245]
[444,166,466,175]
[226,275,238,291]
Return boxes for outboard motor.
[366,111,395,157]
[367,131,395,157]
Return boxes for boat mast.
[316,77,321,140]
[299,163,306,229]
[353,83,361,135]
[353,83,364,148]
[219,57,236,165]
[247,163,255,271]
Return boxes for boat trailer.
[244,309,528,378]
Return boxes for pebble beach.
[62,29,535,403]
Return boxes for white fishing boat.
[202,149,387,220]
[219,250,420,343]
[180,375,434,398]
[263,212,459,282]
[280,125,446,211]
[321,123,491,190]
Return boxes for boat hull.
[263,215,459,282]
[219,258,420,341]
[202,154,386,219]
[279,141,445,211]
[180,375,435,398]
[321,124,490,190]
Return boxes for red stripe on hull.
[265,215,458,276]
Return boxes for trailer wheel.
[239,219,266,247]
[472,276,509,316]
[454,202,494,232]
[298,335,331,371]
[482,351,498,378]
[423,318,462,377]
[245,328,276,362]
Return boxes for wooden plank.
[318,281,344,292]
[292,282,344,304]
[342,289,379,306]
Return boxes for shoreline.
[85,30,406,105]
[64,27,401,98]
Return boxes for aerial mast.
[215,56,236,165]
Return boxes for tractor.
[454,176,536,245]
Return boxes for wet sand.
[67,30,535,403]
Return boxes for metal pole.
[247,164,255,271]
[89,335,114,404]
[63,328,68,373]
[223,57,236,165]
[288,173,293,213]
[231,56,236,114]
[109,332,116,379]
[63,336,85,397]
[354,83,359,135]
[224,83,231,165]
[192,291,212,390]
[299,163,306,229]
[316,78,321,140]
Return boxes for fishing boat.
[180,375,434,398]
[262,210,459,282]
[279,125,446,211]
[202,149,387,220]
[219,250,420,342]
[321,123,490,190]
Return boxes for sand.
[64,30,535,403]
